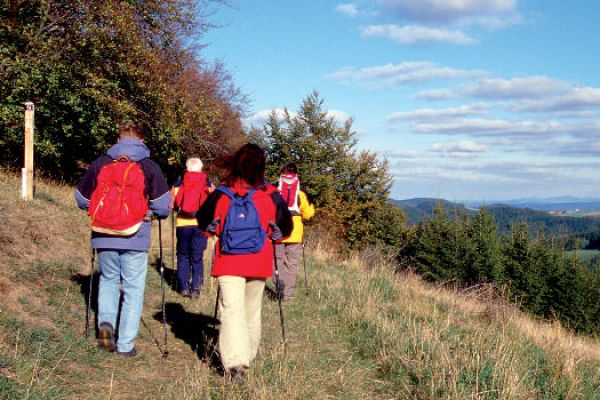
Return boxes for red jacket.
[197,180,293,278]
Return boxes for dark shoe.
[191,288,201,299]
[179,288,191,298]
[116,347,138,357]
[229,367,248,384]
[97,322,116,352]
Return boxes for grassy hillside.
[1,170,600,399]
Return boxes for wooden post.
[22,102,35,201]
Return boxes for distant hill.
[394,198,600,237]
[464,197,600,213]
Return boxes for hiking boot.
[229,367,248,384]
[97,322,116,353]
[116,347,138,358]
[179,288,191,298]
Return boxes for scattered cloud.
[467,76,571,99]
[335,3,359,17]
[326,61,487,87]
[431,140,488,157]
[375,0,519,24]
[246,108,294,124]
[413,88,457,100]
[361,24,475,45]
[327,109,352,123]
[411,118,577,137]
[510,87,600,112]
[388,104,488,122]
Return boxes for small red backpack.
[89,156,148,235]
[174,171,209,216]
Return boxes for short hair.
[281,162,297,174]
[119,122,144,140]
[186,157,203,172]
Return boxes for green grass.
[1,170,600,399]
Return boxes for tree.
[251,91,405,249]
[0,0,245,181]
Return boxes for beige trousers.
[217,276,266,371]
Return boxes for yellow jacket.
[282,191,314,243]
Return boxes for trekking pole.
[272,243,286,345]
[158,219,169,359]
[85,248,95,339]
[302,242,308,296]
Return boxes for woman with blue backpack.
[197,143,292,383]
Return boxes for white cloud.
[326,61,487,86]
[376,0,518,24]
[411,118,576,137]
[413,88,457,100]
[511,87,600,112]
[388,104,488,122]
[468,76,571,99]
[431,140,488,156]
[327,109,352,123]
[246,108,294,124]
[335,3,359,17]
[361,24,475,45]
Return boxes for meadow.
[1,170,599,399]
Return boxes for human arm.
[74,155,112,210]
[140,159,171,219]
[299,191,315,221]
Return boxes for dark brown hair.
[281,162,297,174]
[220,143,266,187]
[119,122,144,140]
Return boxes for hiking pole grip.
[86,249,95,339]
[273,242,286,344]
[158,219,169,358]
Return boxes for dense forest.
[399,205,600,335]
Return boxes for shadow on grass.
[71,271,100,338]
[152,303,223,374]
[151,259,179,292]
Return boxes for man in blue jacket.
[75,122,171,357]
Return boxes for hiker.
[169,157,214,298]
[273,162,315,300]
[75,122,170,357]
[197,143,292,383]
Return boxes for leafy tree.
[0,0,245,180]
[251,91,405,249]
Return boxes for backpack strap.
[216,185,234,199]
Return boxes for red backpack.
[89,156,148,236]
[174,171,209,216]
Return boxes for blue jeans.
[176,226,207,291]
[97,250,148,352]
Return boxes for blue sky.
[202,0,600,201]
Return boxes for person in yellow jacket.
[273,163,315,300]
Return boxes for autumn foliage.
[0,0,246,180]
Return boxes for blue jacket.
[75,138,171,251]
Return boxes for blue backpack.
[217,185,267,254]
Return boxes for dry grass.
[1,170,599,399]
